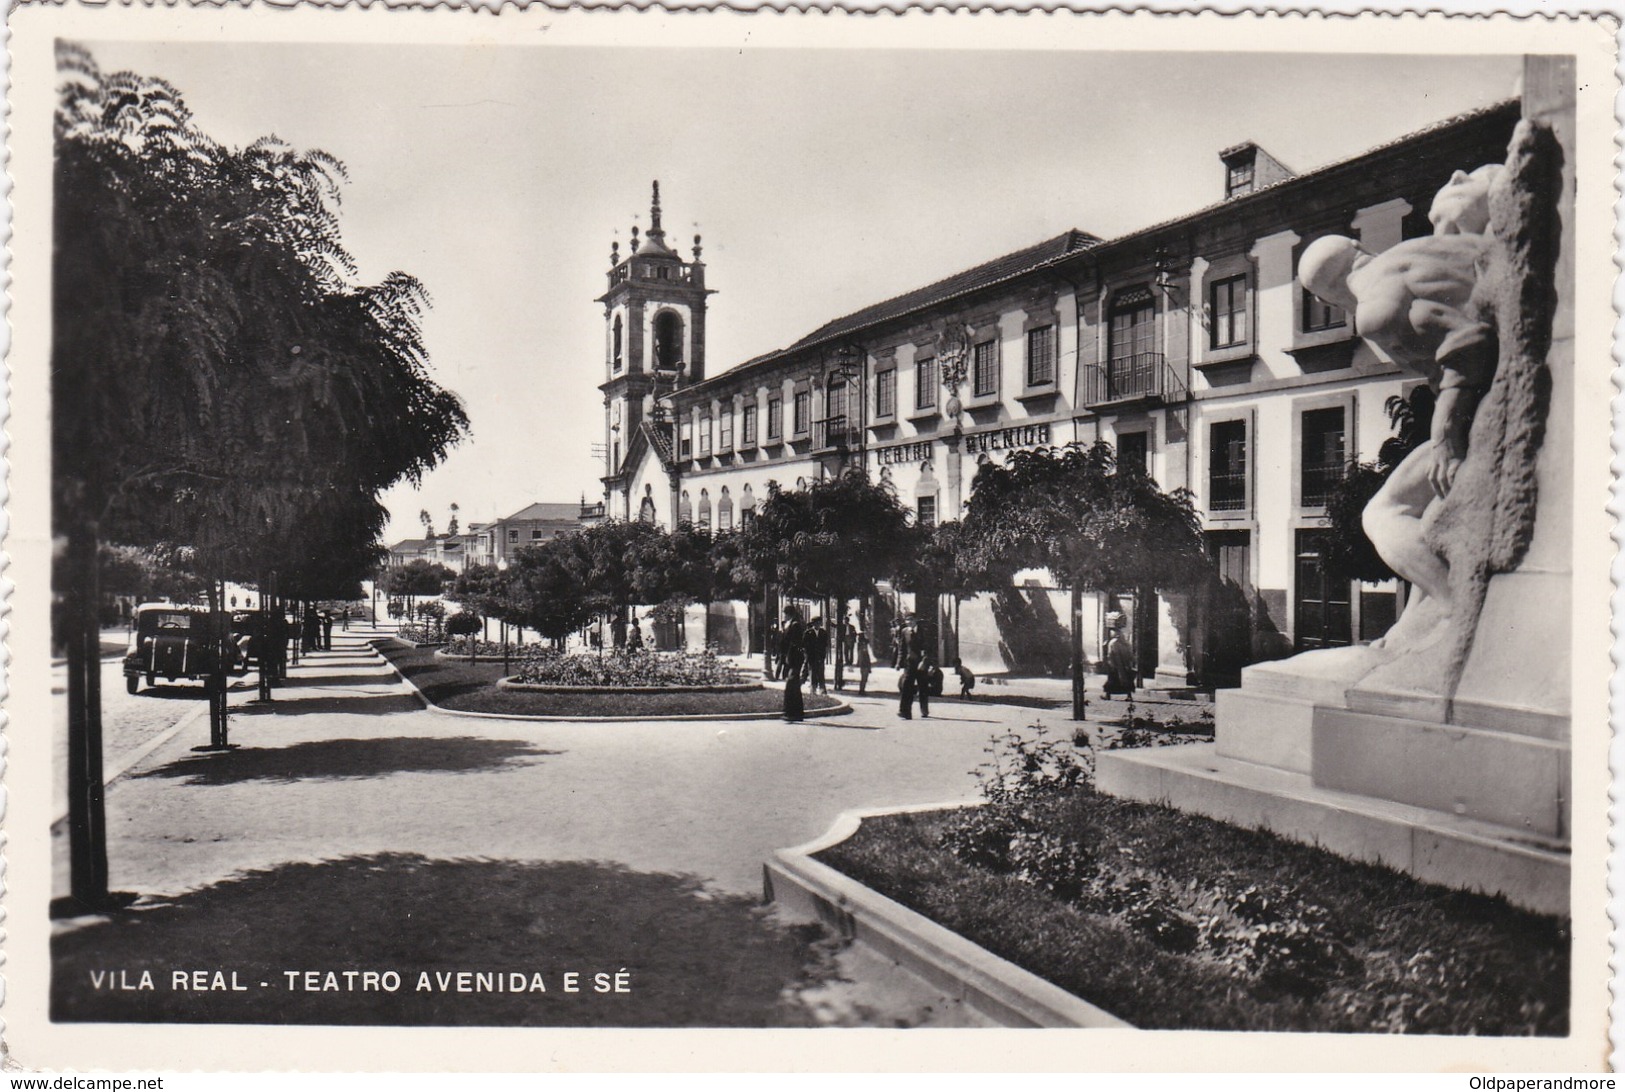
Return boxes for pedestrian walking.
[321,610,334,651]
[916,650,935,718]
[897,651,917,719]
[890,618,905,669]
[764,620,779,680]
[780,607,807,722]
[856,628,872,695]
[626,618,645,653]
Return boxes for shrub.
[514,647,743,688]
[446,610,482,637]
[396,623,440,645]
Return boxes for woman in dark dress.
[779,607,807,722]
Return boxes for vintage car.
[122,603,245,694]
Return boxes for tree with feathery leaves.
[961,442,1209,719]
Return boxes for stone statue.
[1300,164,1502,635]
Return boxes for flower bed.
[815,724,1567,1034]
[512,648,744,689]
[438,637,543,660]
[395,623,443,646]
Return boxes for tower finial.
[648,180,664,241]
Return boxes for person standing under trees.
[780,607,807,723]
[806,617,829,695]
[915,650,935,718]
[856,627,872,695]
[626,618,644,653]
[764,620,779,681]
[1103,617,1136,701]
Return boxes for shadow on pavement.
[132,735,558,785]
[232,693,425,718]
[283,672,401,689]
[51,853,835,1026]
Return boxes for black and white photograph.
[6,4,1616,1073]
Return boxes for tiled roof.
[503,502,585,523]
[388,538,429,552]
[686,229,1099,393]
[1096,98,1520,254]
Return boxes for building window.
[767,395,782,441]
[1026,325,1056,386]
[678,491,692,524]
[972,341,997,398]
[1302,287,1346,333]
[876,368,897,418]
[1107,293,1158,400]
[507,529,519,544]
[1295,530,1352,651]
[1117,431,1148,475]
[718,490,734,532]
[825,379,847,425]
[698,415,712,457]
[1210,275,1249,350]
[698,491,712,531]
[1209,419,1248,513]
[1300,407,1347,508]
[917,495,937,527]
[531,528,543,541]
[1226,159,1254,199]
[915,356,938,410]
[742,403,758,446]
[793,391,810,437]
[719,409,733,452]
[680,420,693,459]
[654,311,684,371]
[612,314,623,372]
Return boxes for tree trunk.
[1071,585,1087,722]
[65,515,109,905]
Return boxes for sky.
[82,42,1522,545]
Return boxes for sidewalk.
[51,624,1073,1026]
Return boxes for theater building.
[598,99,1520,680]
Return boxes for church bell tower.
[598,181,711,515]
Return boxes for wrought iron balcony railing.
[814,415,862,452]
[1081,352,1186,408]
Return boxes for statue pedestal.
[1096,645,1569,914]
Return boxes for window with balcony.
[876,368,897,418]
[742,403,758,446]
[1300,406,1346,508]
[767,395,783,441]
[1211,274,1249,350]
[972,341,998,398]
[793,391,810,437]
[1103,292,1159,401]
[1209,419,1248,513]
[1026,325,1056,386]
[680,420,693,459]
[915,356,938,410]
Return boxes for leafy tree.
[745,470,915,613]
[505,541,595,646]
[891,520,1013,661]
[386,559,456,600]
[562,520,666,646]
[51,45,467,903]
[962,442,1209,718]
[1321,387,1436,584]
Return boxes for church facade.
[598,99,1521,681]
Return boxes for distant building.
[600,100,1520,679]
[487,502,586,568]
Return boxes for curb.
[373,639,852,724]
[52,702,211,828]
[764,802,1133,1030]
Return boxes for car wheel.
[126,675,139,695]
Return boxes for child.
[954,658,975,699]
